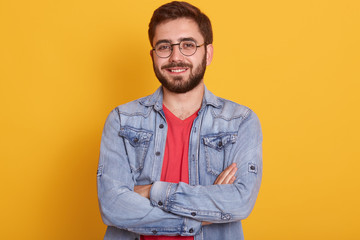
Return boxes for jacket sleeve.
[149,110,262,223]
[97,109,201,236]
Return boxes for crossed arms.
[134,163,237,198]
[134,163,238,226]
[97,109,262,236]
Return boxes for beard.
[153,54,207,94]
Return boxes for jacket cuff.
[181,217,202,236]
[150,181,201,236]
[150,181,176,211]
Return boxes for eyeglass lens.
[155,40,198,58]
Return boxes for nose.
[168,44,184,62]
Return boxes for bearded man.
[97,2,263,240]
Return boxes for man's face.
[151,18,213,93]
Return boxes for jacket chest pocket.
[119,126,153,172]
[202,132,237,176]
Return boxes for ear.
[150,49,155,64]
[205,44,213,66]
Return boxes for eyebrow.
[179,37,196,42]
[154,39,172,46]
[154,37,197,46]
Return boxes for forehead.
[153,18,204,45]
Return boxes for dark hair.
[148,1,213,46]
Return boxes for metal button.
[191,212,196,216]
[250,165,255,170]
[152,230,157,234]
[218,141,223,147]
[155,151,161,156]
[159,124,164,129]
[189,228,194,233]
[133,138,139,143]
[158,201,163,206]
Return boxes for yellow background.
[1,0,359,239]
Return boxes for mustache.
[161,62,192,69]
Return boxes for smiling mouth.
[167,68,188,73]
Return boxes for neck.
[162,81,204,120]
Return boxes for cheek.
[193,57,204,68]
[153,58,164,69]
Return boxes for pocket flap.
[202,133,237,151]
[119,126,152,147]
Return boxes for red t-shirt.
[141,105,198,240]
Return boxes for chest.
[119,110,241,186]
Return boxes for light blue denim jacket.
[97,86,262,240]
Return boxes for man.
[97,1,262,240]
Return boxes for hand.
[213,163,237,185]
[134,184,152,199]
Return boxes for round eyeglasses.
[152,40,205,58]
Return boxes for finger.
[219,163,237,184]
[215,163,235,184]
[213,173,220,185]
[222,163,237,182]
[214,171,225,185]
[214,163,236,185]
[228,176,236,184]
[222,166,237,184]
[214,168,229,185]
[213,165,230,184]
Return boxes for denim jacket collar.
[138,86,223,112]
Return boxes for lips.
[167,68,188,73]
[162,63,192,74]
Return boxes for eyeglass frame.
[152,39,206,58]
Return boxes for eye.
[156,44,171,52]
[181,41,196,49]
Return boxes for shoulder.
[214,98,262,142]
[115,97,150,117]
[113,87,162,117]
[204,87,257,121]
[112,88,162,118]
[215,97,252,119]
[209,96,260,124]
